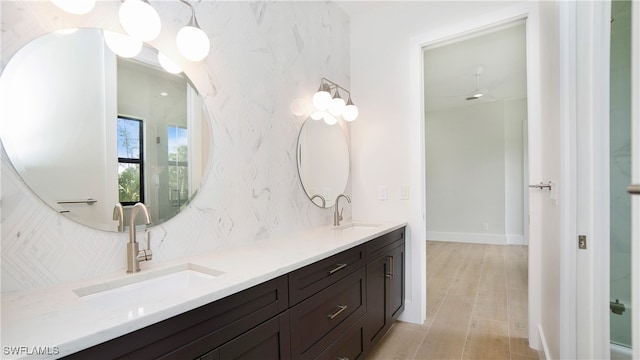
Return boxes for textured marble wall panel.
[1,1,351,292]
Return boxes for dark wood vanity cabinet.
[64,227,405,360]
[63,276,289,360]
[364,228,406,351]
[199,312,291,360]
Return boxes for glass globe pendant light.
[50,0,95,15]
[328,88,346,116]
[119,0,161,42]
[103,30,142,58]
[323,113,338,126]
[342,96,359,122]
[312,83,332,111]
[176,1,210,62]
[310,111,325,121]
[157,52,183,74]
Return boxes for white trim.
[631,1,640,358]
[559,1,578,358]
[507,234,525,245]
[425,231,525,245]
[397,225,426,324]
[400,30,429,326]
[575,1,612,358]
[539,324,551,360]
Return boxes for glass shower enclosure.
[610,0,632,351]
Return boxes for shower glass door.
[610,0,632,350]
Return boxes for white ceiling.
[334,1,527,113]
[424,22,527,112]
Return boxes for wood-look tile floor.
[367,241,539,360]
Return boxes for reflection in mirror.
[297,118,349,208]
[0,29,212,231]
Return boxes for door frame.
[573,1,611,357]
[574,0,640,357]
[410,1,547,352]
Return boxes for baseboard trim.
[426,231,508,245]
[507,234,525,245]
[538,324,551,360]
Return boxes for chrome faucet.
[310,194,326,208]
[334,194,351,226]
[127,202,153,273]
[113,203,125,232]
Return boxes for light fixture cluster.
[50,0,210,73]
[311,78,359,125]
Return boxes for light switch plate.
[400,185,409,200]
[378,186,388,201]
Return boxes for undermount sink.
[73,263,224,313]
[334,223,381,231]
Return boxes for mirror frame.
[296,118,350,208]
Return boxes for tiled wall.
[1,1,351,292]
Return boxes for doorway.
[421,18,535,353]
[423,21,528,247]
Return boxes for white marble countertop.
[1,221,406,359]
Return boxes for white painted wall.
[504,98,526,244]
[425,99,525,245]
[349,1,564,354]
[426,101,507,240]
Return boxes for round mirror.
[0,28,212,231]
[296,118,349,208]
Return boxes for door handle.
[529,182,552,190]
[327,263,348,275]
[628,184,640,195]
[385,255,394,278]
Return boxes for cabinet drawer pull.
[328,263,348,275]
[327,305,348,319]
[385,255,394,278]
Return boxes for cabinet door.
[364,254,389,349]
[364,241,405,352]
[218,312,291,360]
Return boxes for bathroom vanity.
[1,223,406,360]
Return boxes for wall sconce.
[311,78,358,125]
[51,0,210,64]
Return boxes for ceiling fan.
[463,66,496,101]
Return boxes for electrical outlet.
[482,223,489,231]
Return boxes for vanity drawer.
[314,317,365,360]
[64,276,288,360]
[290,267,366,359]
[289,244,365,306]
[366,227,405,261]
